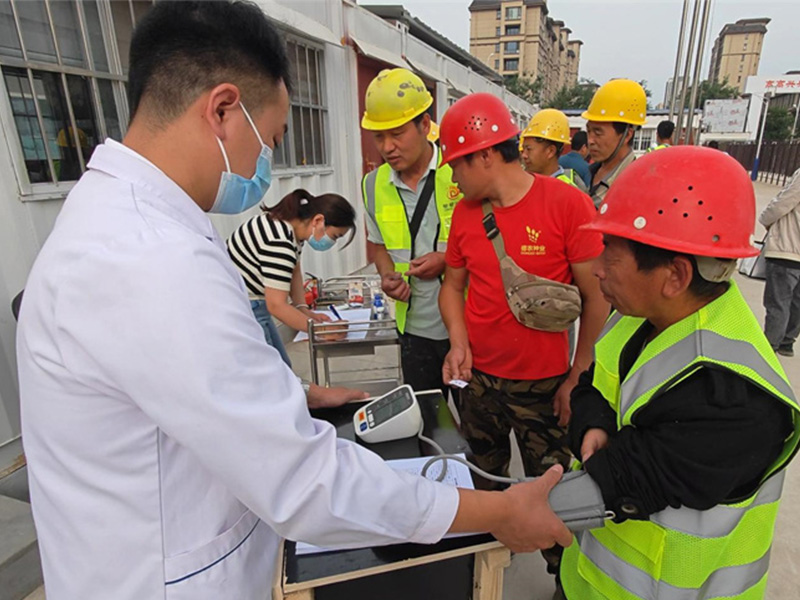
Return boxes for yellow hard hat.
[427,121,440,143]
[581,79,647,126]
[521,109,571,144]
[361,68,433,131]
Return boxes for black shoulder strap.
[405,172,437,260]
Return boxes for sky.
[358,0,799,104]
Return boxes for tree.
[545,78,598,110]
[694,77,739,109]
[638,80,653,108]
[504,73,544,105]
[764,106,794,142]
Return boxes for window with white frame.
[505,25,520,36]
[505,7,521,20]
[275,37,328,169]
[505,41,519,55]
[0,0,151,187]
[633,128,654,152]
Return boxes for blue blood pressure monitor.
[353,385,422,443]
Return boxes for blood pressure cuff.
[547,470,608,532]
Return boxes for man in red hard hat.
[559,146,800,600]
[437,92,610,577]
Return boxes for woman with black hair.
[227,188,357,365]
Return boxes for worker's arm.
[265,265,331,333]
[370,241,410,302]
[760,168,800,228]
[451,465,573,552]
[552,260,610,427]
[572,367,792,521]
[439,264,472,383]
[405,252,446,280]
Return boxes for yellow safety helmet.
[521,108,571,144]
[361,68,434,131]
[581,79,647,126]
[427,121,440,143]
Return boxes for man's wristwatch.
[302,382,311,395]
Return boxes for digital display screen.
[368,389,413,425]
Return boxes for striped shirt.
[226,214,300,296]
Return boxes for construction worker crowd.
[16,3,797,596]
[361,67,798,600]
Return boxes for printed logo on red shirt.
[522,225,546,256]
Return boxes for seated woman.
[227,188,356,366]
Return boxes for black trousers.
[399,332,450,398]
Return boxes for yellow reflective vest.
[646,143,671,153]
[362,153,462,333]
[561,281,800,600]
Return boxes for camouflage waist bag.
[481,201,581,333]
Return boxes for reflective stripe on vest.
[561,281,800,600]
[362,155,461,333]
[646,144,670,153]
[575,530,771,600]
[557,169,577,186]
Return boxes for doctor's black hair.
[128,0,292,125]
[264,189,357,248]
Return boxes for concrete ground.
[21,181,800,600]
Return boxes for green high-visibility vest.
[556,168,578,186]
[646,143,671,153]
[561,280,800,600]
[555,168,588,194]
[362,154,462,333]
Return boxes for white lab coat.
[17,140,459,599]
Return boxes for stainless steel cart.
[307,276,402,396]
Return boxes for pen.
[329,305,343,321]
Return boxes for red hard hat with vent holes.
[439,93,520,165]
[582,146,759,258]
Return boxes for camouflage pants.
[455,368,572,483]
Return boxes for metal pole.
[675,0,702,145]
[668,0,691,122]
[685,0,713,144]
[791,103,799,143]
[752,92,772,181]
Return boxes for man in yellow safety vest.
[520,108,589,193]
[361,68,463,394]
[584,79,647,208]
[646,119,675,152]
[559,146,800,600]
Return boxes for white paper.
[294,454,475,556]
[293,307,373,342]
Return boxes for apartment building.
[708,18,770,93]
[469,0,582,102]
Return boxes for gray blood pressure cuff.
[547,470,610,532]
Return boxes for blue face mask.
[210,103,273,214]
[307,222,336,251]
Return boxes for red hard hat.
[582,146,759,258]
[439,93,520,165]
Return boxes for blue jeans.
[250,299,292,367]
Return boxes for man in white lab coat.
[16,2,571,599]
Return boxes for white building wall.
[0,0,536,448]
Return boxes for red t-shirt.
[446,175,603,380]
